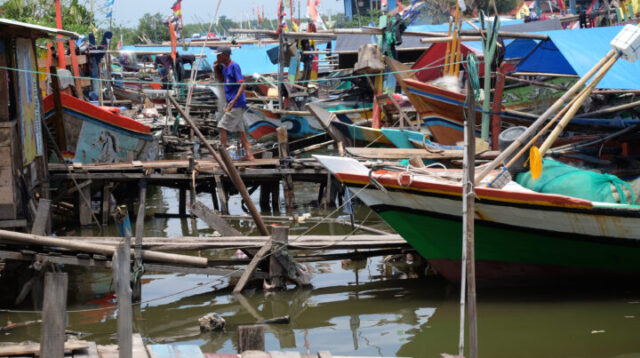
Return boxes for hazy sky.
[109,0,346,27]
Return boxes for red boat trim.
[334,171,594,210]
[43,93,151,135]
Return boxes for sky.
[109,0,346,27]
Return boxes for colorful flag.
[171,0,182,18]
[105,0,114,19]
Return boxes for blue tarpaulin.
[516,26,640,90]
[121,43,280,75]
[505,38,539,59]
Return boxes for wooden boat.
[315,155,640,284]
[403,78,640,146]
[44,93,158,164]
[244,103,373,142]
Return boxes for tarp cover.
[516,26,640,90]
[121,43,281,75]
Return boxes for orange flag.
[169,21,177,62]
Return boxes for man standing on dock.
[216,46,255,160]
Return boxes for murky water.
[1,183,640,357]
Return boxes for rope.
[0,58,478,88]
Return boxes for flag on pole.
[105,0,114,19]
[171,0,182,18]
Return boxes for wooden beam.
[191,201,241,236]
[233,240,272,294]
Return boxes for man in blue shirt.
[216,46,255,160]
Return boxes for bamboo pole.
[459,81,478,358]
[0,229,207,267]
[444,16,454,72]
[538,55,618,155]
[474,49,618,185]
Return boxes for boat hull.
[44,93,157,164]
[315,155,640,284]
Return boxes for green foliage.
[0,0,94,35]
[136,12,170,44]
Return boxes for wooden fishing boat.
[403,78,640,146]
[244,104,373,142]
[315,155,640,284]
[44,93,158,164]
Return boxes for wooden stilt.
[31,199,51,236]
[214,175,229,215]
[277,126,295,212]
[238,325,265,353]
[271,181,280,213]
[132,180,146,303]
[102,182,112,225]
[324,173,333,208]
[268,225,289,290]
[114,238,132,358]
[78,185,92,226]
[259,183,271,212]
[210,188,220,211]
[40,272,68,358]
[318,181,327,208]
[188,156,197,231]
[179,188,186,217]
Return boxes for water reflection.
[2,184,640,358]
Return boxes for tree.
[0,0,94,35]
[136,12,170,44]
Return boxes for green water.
[1,184,640,357]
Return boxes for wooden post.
[68,40,83,94]
[40,272,68,358]
[132,180,146,303]
[259,183,271,212]
[78,185,92,226]
[188,156,197,230]
[269,225,289,290]
[459,81,478,358]
[48,65,67,151]
[212,181,227,214]
[31,199,51,236]
[179,188,187,217]
[238,325,265,353]
[491,64,506,151]
[102,182,112,225]
[324,173,333,208]
[277,32,285,109]
[214,175,229,214]
[277,126,295,212]
[114,238,132,358]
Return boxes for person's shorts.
[217,107,246,132]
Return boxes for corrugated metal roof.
[0,18,79,38]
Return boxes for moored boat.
[315,155,640,285]
[44,93,158,164]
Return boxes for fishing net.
[515,159,636,205]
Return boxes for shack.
[0,19,79,230]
